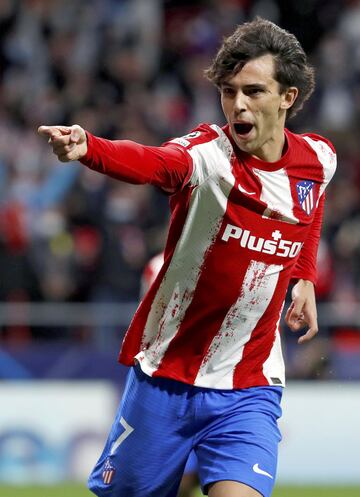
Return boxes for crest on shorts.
[102,457,116,485]
[296,180,315,215]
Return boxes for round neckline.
[223,125,292,171]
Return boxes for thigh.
[88,367,193,497]
[208,480,262,497]
[196,387,282,497]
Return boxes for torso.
[119,123,336,389]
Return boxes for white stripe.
[188,125,233,186]
[302,136,337,202]
[194,260,282,389]
[136,137,235,375]
[253,168,299,224]
[262,306,285,386]
[305,192,310,214]
[309,188,314,211]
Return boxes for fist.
[38,124,88,162]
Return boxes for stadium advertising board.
[278,382,360,484]
[0,382,119,483]
[0,381,359,484]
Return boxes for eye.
[222,87,235,97]
[246,88,264,96]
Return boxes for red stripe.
[232,272,289,388]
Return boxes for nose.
[233,91,247,115]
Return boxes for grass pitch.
[0,484,360,496]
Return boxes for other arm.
[285,194,325,343]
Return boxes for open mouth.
[234,122,254,135]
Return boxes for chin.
[235,140,253,153]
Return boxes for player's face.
[220,54,298,162]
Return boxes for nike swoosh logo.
[238,184,256,195]
[252,463,273,479]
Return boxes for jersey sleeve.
[80,123,228,192]
[291,193,325,284]
[80,132,193,192]
[163,123,227,186]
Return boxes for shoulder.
[288,129,337,174]
[300,133,337,180]
[290,130,336,159]
[287,129,335,153]
[299,132,336,156]
[163,123,223,150]
[287,130,337,192]
[163,123,234,186]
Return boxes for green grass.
[272,487,360,497]
[0,484,359,497]
[0,484,91,497]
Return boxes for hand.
[38,124,88,162]
[285,279,318,344]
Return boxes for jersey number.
[110,416,134,455]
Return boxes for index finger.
[38,125,71,140]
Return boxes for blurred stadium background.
[1,0,360,495]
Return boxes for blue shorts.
[88,366,282,497]
[184,449,198,475]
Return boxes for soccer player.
[39,17,336,497]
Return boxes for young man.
[39,17,336,497]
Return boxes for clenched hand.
[38,124,88,162]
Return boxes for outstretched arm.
[38,124,192,192]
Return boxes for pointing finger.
[38,126,60,139]
[38,125,71,140]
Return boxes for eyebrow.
[221,82,268,90]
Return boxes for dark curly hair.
[205,17,315,118]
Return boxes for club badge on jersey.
[102,457,116,485]
[296,180,315,215]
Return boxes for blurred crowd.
[1,0,360,376]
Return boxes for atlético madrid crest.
[296,180,315,215]
[102,457,116,485]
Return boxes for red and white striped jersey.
[82,123,336,389]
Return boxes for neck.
[253,130,286,162]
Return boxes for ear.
[280,87,298,111]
